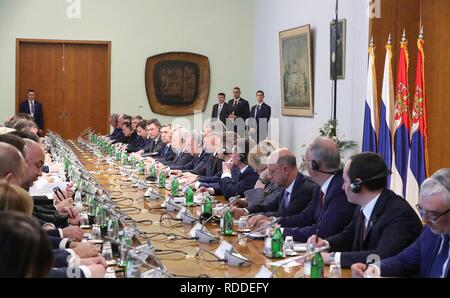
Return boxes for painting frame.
[330,18,346,80]
[279,24,314,117]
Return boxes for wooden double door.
[16,39,111,139]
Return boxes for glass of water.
[328,263,342,278]
[80,212,89,226]
[283,236,295,256]
[91,224,102,240]
[102,241,113,260]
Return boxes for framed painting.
[279,24,314,117]
[145,52,210,116]
[330,19,346,80]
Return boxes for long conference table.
[67,139,351,278]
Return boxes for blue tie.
[429,235,450,278]
[283,190,290,208]
[163,145,168,157]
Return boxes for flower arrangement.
[299,119,357,172]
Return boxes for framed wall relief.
[145,52,210,116]
[279,24,314,117]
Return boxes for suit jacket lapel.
[363,190,388,242]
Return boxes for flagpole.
[332,0,339,121]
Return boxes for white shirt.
[28,100,35,116]
[320,175,334,202]
[361,193,381,230]
[333,193,381,264]
[218,103,223,115]
[283,177,296,206]
[220,165,249,179]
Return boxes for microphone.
[194,195,241,244]
[224,217,281,267]
[78,127,92,138]
[104,236,172,278]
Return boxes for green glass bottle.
[139,160,145,175]
[107,217,119,239]
[87,196,97,217]
[121,152,128,166]
[149,165,157,178]
[221,207,234,236]
[271,227,284,258]
[95,205,105,227]
[171,177,179,196]
[116,149,122,161]
[310,249,325,278]
[158,170,166,188]
[202,194,213,216]
[130,156,137,169]
[184,186,194,206]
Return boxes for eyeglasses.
[416,204,450,223]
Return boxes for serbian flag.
[406,31,428,208]
[362,39,379,152]
[378,35,395,187]
[391,31,410,197]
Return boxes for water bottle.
[125,251,142,278]
[184,186,194,206]
[104,267,116,278]
[158,170,165,188]
[171,177,179,196]
[202,194,212,216]
[139,160,145,175]
[263,228,273,257]
[303,243,314,278]
[310,248,324,278]
[221,207,234,236]
[271,226,284,258]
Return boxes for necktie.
[233,100,238,109]
[358,210,366,248]
[255,104,260,117]
[283,190,290,209]
[30,101,35,115]
[218,104,222,117]
[163,145,168,157]
[429,235,450,278]
[319,190,324,209]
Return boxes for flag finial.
[419,26,424,39]
[401,29,407,42]
[387,33,392,45]
[370,37,374,48]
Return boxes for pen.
[315,228,319,244]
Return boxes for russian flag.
[362,39,378,152]
[378,35,395,187]
[406,31,428,208]
[391,31,410,197]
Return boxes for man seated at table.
[308,152,423,268]
[352,168,450,278]
[232,148,316,218]
[245,137,356,243]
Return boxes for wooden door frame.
[16,38,112,135]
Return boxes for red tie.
[359,210,366,247]
[319,190,324,209]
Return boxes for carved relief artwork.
[145,52,210,116]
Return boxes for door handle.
[58,112,63,119]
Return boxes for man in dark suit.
[248,90,271,143]
[141,119,164,156]
[154,125,176,163]
[171,130,211,176]
[352,168,450,278]
[247,137,356,243]
[309,152,423,268]
[19,89,44,134]
[232,148,316,218]
[226,87,250,136]
[211,92,229,125]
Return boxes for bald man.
[247,137,357,242]
[233,148,316,221]
[0,142,25,187]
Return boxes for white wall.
[0,0,254,129]
[252,0,369,157]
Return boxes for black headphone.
[432,174,450,194]
[350,169,392,193]
[238,153,246,163]
[310,160,340,175]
